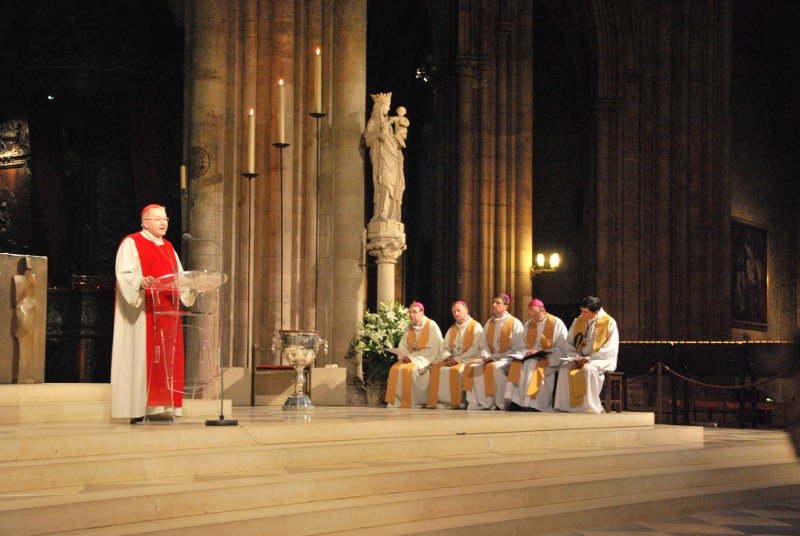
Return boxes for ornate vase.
[272,330,327,410]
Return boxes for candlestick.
[278,79,286,144]
[272,141,289,337]
[308,110,326,333]
[314,47,322,113]
[247,108,255,173]
[180,164,187,190]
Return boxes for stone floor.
[2,386,799,534]
[551,500,800,535]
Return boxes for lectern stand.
[147,270,231,424]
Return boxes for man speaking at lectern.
[110,204,194,423]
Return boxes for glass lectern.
[146,270,227,422]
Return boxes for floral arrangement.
[350,302,409,384]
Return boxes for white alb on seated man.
[554,295,619,413]
[426,300,484,409]
[505,298,568,412]
[465,293,526,410]
[385,301,443,408]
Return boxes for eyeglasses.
[145,217,169,222]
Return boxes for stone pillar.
[366,220,406,305]
[454,56,478,307]
[512,0,534,313]
[184,1,235,378]
[325,0,366,372]
[184,1,230,273]
[592,0,731,339]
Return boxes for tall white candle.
[247,108,255,173]
[278,79,286,143]
[180,164,187,190]
[314,47,322,113]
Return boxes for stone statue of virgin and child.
[364,92,409,222]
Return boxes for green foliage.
[350,302,409,385]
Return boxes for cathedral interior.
[0,1,798,410]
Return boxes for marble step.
[4,450,798,535]
[0,410,663,463]
[344,481,800,536]
[0,399,110,423]
[0,384,229,423]
[0,383,109,404]
[0,424,713,493]
[0,398,229,424]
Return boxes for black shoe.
[129,417,144,425]
[506,402,524,412]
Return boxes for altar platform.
[0,384,798,535]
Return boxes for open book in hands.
[514,350,552,361]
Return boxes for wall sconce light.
[530,252,561,280]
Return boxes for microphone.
[182,233,223,251]
[181,233,224,270]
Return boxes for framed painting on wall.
[731,218,767,330]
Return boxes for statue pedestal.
[366,220,406,305]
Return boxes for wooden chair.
[602,371,626,413]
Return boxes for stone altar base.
[0,384,798,535]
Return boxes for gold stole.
[463,316,513,395]
[568,314,611,406]
[508,314,555,386]
[406,319,431,351]
[426,319,477,408]
[385,319,430,407]
[529,314,556,398]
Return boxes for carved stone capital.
[365,220,406,264]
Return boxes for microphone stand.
[183,233,237,426]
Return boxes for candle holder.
[309,113,326,333]
[180,186,189,238]
[242,171,259,407]
[272,142,290,343]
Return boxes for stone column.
[366,220,406,305]
[184,1,230,272]
[454,56,478,306]
[512,0,533,312]
[326,0,366,370]
[184,1,234,381]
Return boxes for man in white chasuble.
[505,298,568,412]
[554,296,619,413]
[465,293,526,410]
[426,301,484,409]
[385,302,443,408]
